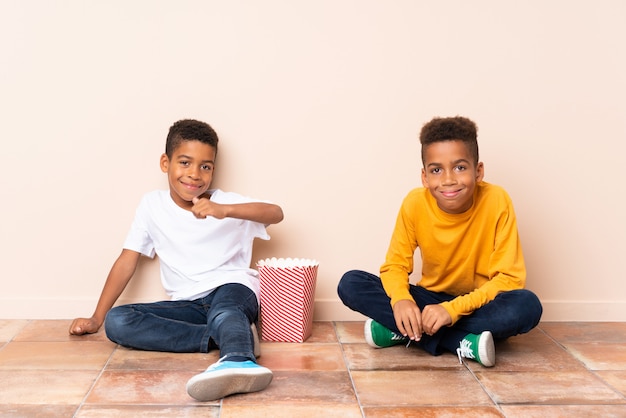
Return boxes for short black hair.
[419,116,479,165]
[165,119,219,158]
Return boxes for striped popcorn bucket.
[256,258,319,343]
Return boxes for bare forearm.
[191,196,284,224]
[70,249,140,335]
[92,250,139,323]
[92,278,130,324]
[218,202,284,225]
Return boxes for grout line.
[587,370,626,402]
[333,321,366,418]
[460,359,506,415]
[537,324,626,401]
[0,319,31,347]
[536,326,597,370]
[72,342,120,418]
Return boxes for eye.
[430,167,442,174]
[455,165,467,172]
[179,160,190,167]
[201,164,213,171]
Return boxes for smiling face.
[160,139,216,210]
[421,140,484,214]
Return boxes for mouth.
[180,180,204,191]
[440,189,462,198]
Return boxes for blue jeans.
[105,283,259,361]
[337,270,543,356]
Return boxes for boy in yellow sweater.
[337,116,542,367]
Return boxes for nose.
[187,165,200,179]
[442,170,457,185]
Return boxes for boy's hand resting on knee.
[69,317,101,335]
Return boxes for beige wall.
[1,1,625,321]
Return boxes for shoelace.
[456,339,475,364]
[389,331,413,348]
[205,355,228,371]
[390,333,405,341]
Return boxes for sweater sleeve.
[379,193,419,307]
[440,201,526,324]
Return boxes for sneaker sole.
[364,318,407,348]
[186,367,273,401]
[478,331,495,367]
[363,318,382,348]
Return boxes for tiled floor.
[0,320,625,417]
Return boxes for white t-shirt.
[123,189,270,302]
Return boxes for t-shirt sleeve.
[123,197,156,258]
[380,192,418,306]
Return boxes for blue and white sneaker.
[186,357,273,401]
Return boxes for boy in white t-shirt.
[69,119,284,401]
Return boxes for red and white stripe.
[258,264,318,343]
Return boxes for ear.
[160,153,169,173]
[421,168,428,187]
[475,162,485,182]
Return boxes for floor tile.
[343,342,459,371]
[362,406,505,417]
[564,342,626,370]
[306,321,339,343]
[335,321,367,343]
[260,321,337,344]
[13,319,111,343]
[222,370,357,405]
[465,328,588,372]
[106,347,218,372]
[351,370,494,406]
[221,404,363,418]
[0,341,114,370]
[539,322,626,343]
[595,370,626,396]
[257,342,347,371]
[75,404,219,417]
[1,319,624,415]
[501,404,626,418]
[0,370,98,404]
[0,404,79,418]
[0,319,29,342]
[85,370,205,406]
[475,370,626,404]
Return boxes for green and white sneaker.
[456,331,495,367]
[364,318,409,348]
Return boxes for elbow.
[268,205,284,225]
[274,206,285,224]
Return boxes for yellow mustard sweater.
[380,181,526,324]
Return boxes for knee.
[506,289,543,331]
[208,306,247,330]
[337,270,362,301]
[522,290,544,326]
[104,306,131,343]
